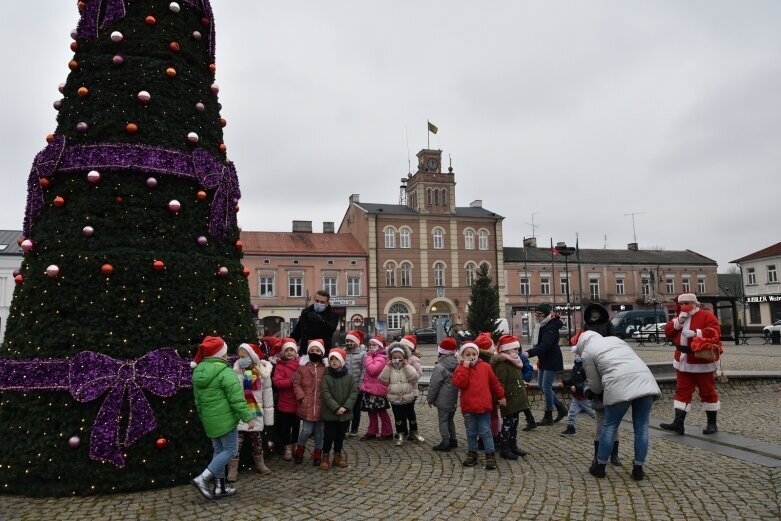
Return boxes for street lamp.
[555,242,576,343]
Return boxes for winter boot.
[554,402,568,423]
[499,440,518,460]
[293,444,305,464]
[560,424,576,436]
[283,444,293,462]
[253,452,272,475]
[703,411,718,435]
[462,450,479,467]
[538,410,554,426]
[510,440,527,457]
[449,438,459,449]
[408,430,425,442]
[522,416,537,432]
[312,449,322,466]
[660,408,687,435]
[610,441,623,466]
[191,468,215,500]
[213,478,236,499]
[226,458,239,482]
[484,452,497,470]
[395,433,405,447]
[589,461,606,478]
[432,441,451,452]
[333,452,348,468]
[319,453,330,471]
[632,464,644,481]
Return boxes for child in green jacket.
[320,348,358,470]
[191,336,255,501]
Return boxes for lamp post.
[555,242,576,343]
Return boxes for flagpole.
[427,120,430,149]
[576,234,584,326]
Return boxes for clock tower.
[405,149,456,215]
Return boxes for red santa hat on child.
[191,336,228,368]
[307,339,325,354]
[345,330,365,346]
[238,343,263,366]
[497,334,521,352]
[368,336,386,350]
[438,337,458,355]
[475,332,495,354]
[399,335,417,351]
[459,340,479,358]
[280,338,298,353]
[329,348,347,367]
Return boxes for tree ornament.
[112,55,124,65]
[210,83,219,94]
[146,177,158,188]
[169,42,180,52]
[14,274,23,285]
[68,436,81,448]
[21,239,34,253]
[251,304,260,315]
[219,117,227,127]
[82,226,95,237]
[187,132,199,144]
[78,1,86,11]
[46,134,55,143]
[87,170,101,184]
[68,60,79,71]
[78,86,89,97]
[192,31,202,41]
[58,82,66,94]
[145,16,157,25]
[219,144,227,154]
[53,196,65,207]
[235,240,243,251]
[201,17,211,26]
[196,236,208,246]
[195,102,205,112]
[137,91,151,103]
[13,268,20,277]
[70,41,79,52]
[110,31,124,42]
[168,200,181,213]
[76,122,89,133]
[46,264,60,278]
[153,260,165,272]
[209,63,216,73]
[169,2,181,13]
[166,67,177,78]
[39,177,51,189]
[70,28,78,40]
[217,266,229,277]
[116,195,124,203]
[196,190,207,200]
[53,99,62,110]
[155,437,168,449]
[126,123,139,134]
[242,267,250,278]
[234,204,240,212]
[101,264,114,276]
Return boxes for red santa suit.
[664,302,721,412]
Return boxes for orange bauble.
[234,204,240,212]
[78,87,89,97]
[101,264,114,276]
[70,42,79,52]
[209,63,216,73]
[235,240,243,250]
[219,144,227,153]
[153,260,165,271]
[53,196,65,207]
[126,123,138,134]
[78,1,86,11]
[166,67,176,77]
[219,117,227,127]
[68,60,79,70]
[242,267,250,278]
[39,178,51,189]
[46,134,55,143]
[169,42,180,52]
[197,190,207,200]
[145,16,156,25]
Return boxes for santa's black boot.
[659,408,686,435]
[703,410,718,434]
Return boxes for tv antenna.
[624,212,645,243]
[525,212,541,238]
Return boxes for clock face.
[427,158,439,170]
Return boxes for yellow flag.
[428,121,438,135]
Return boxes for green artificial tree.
[0,1,257,496]
[465,263,501,340]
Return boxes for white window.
[346,276,360,296]
[388,303,410,329]
[464,230,475,250]
[400,262,412,287]
[432,229,444,249]
[384,228,395,248]
[747,267,756,285]
[323,276,337,297]
[434,262,445,286]
[258,275,275,297]
[642,278,650,297]
[540,277,550,295]
[666,278,675,294]
[697,277,706,294]
[682,278,691,293]
[589,278,600,300]
[385,264,396,287]
[399,228,411,249]
[615,279,625,295]
[560,273,569,295]
[288,276,303,297]
[466,263,476,286]
[520,277,530,295]
[768,264,778,284]
[478,230,489,251]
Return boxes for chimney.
[470,200,483,208]
[292,220,312,233]
[323,222,334,233]
[523,237,537,248]
[627,242,638,251]
[349,194,360,203]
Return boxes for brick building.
[731,241,781,330]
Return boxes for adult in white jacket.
[575,331,661,481]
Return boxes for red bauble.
[166,67,177,77]
[219,117,227,128]
[46,134,55,143]
[235,240,243,250]
[234,204,240,212]
[209,63,216,73]
[219,143,227,153]
[70,41,79,52]
[14,274,23,285]
[53,196,65,207]
[196,190,207,200]
[78,86,89,97]
[39,178,50,189]
[155,437,168,449]
[242,267,250,278]
[201,17,210,26]
[126,122,138,134]
[145,15,157,25]
[68,60,79,70]
[153,260,165,272]
[169,41,180,52]
[101,264,114,276]
[116,195,124,203]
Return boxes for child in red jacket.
[272,339,301,462]
[452,341,506,470]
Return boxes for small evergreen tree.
[466,263,500,340]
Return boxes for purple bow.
[192,149,239,240]
[68,349,186,468]
[76,0,127,41]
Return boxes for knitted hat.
[280,338,298,354]
[678,293,698,304]
[536,303,551,316]
[307,338,325,354]
[459,341,479,357]
[437,337,458,355]
[475,332,495,354]
[238,343,263,367]
[399,335,417,351]
[368,336,386,350]
[345,330,364,346]
[497,334,521,352]
[329,348,347,367]
[191,336,227,368]
[388,343,409,359]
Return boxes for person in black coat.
[524,304,567,425]
[292,290,339,356]
[581,304,613,337]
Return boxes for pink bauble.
[112,54,124,65]
[76,122,89,133]
[53,99,62,110]
[192,31,202,41]
[146,177,158,188]
[68,436,81,448]
[21,239,34,253]
[110,31,124,42]
[195,102,205,112]
[138,90,151,103]
[197,236,208,246]
[210,83,219,94]
[58,82,66,94]
[217,266,229,277]
[169,2,181,13]
[46,264,60,278]
[187,132,199,143]
[168,200,181,213]
[82,226,95,237]
[87,170,101,184]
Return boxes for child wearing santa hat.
[344,330,367,436]
[398,335,424,442]
[490,335,530,461]
[359,336,394,440]
[474,332,501,448]
[291,339,327,466]
[320,348,358,470]
[191,336,256,500]
[427,337,460,451]
[272,339,301,462]
[379,342,421,446]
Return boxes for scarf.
[532,314,551,346]
[242,369,263,419]
[500,352,523,369]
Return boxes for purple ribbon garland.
[0,349,193,468]
[24,135,240,241]
[76,0,216,63]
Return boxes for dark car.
[414,328,437,344]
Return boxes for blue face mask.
[313,302,327,313]
[238,358,252,369]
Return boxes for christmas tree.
[465,263,501,340]
[0,1,257,496]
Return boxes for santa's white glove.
[696,329,703,338]
[682,329,696,339]
[678,312,689,321]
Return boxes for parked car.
[764,320,781,338]
[414,327,438,344]
[631,323,667,342]
[610,310,668,339]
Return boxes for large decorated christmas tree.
[0,0,257,496]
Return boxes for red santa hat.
[329,348,347,367]
[280,338,298,354]
[497,334,521,352]
[191,335,227,368]
[437,337,458,355]
[475,332,495,354]
[345,330,364,346]
[678,293,699,304]
[261,336,282,357]
[368,336,386,350]
[459,341,479,357]
[307,338,325,354]
[399,335,417,351]
[238,343,263,366]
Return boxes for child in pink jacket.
[272,338,301,462]
[359,336,393,440]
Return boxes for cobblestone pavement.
[2,343,780,521]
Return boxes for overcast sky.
[2,1,779,271]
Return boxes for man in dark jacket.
[292,290,339,356]
[524,303,567,425]
[582,304,613,337]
